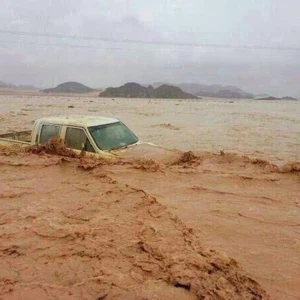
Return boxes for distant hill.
[256,96,279,100]
[256,96,298,101]
[100,82,151,98]
[152,82,254,99]
[0,80,37,90]
[99,82,198,99]
[152,84,197,99]
[42,82,94,94]
[197,89,254,99]
[281,96,298,100]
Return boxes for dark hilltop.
[256,96,298,101]
[42,82,94,94]
[152,82,255,99]
[99,82,198,99]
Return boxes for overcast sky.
[1,0,300,96]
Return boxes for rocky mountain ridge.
[99,82,198,99]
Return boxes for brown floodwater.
[0,94,299,300]
[0,95,299,164]
[0,147,272,300]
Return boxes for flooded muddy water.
[0,95,299,164]
[0,149,270,300]
[0,94,299,299]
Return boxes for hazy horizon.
[1,0,300,97]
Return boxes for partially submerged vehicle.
[0,115,181,163]
[0,116,140,156]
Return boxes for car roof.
[37,115,119,127]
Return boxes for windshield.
[88,122,138,151]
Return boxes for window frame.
[39,123,62,144]
[64,126,96,153]
[88,121,139,151]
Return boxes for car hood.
[116,141,181,164]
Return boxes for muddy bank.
[0,150,269,300]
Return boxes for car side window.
[40,124,61,144]
[65,127,95,153]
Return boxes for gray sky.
[1,0,300,96]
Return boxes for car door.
[39,124,61,144]
[64,127,95,153]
